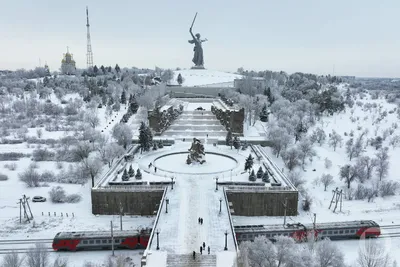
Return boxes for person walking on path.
[208,246,210,254]
[202,242,205,250]
[198,217,201,224]
[193,251,196,259]
[200,246,203,254]
[200,218,203,225]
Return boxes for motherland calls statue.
[188,13,208,69]
[187,138,206,165]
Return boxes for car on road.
[32,196,46,202]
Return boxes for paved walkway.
[146,173,236,266]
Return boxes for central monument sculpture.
[186,138,206,164]
[188,12,208,69]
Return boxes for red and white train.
[235,220,381,243]
[52,229,151,251]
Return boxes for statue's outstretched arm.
[202,38,208,42]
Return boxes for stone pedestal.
[191,65,205,70]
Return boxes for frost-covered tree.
[315,238,345,267]
[84,111,100,128]
[25,243,49,267]
[112,123,133,149]
[177,73,183,85]
[256,167,264,179]
[262,171,270,183]
[98,142,125,167]
[1,250,24,267]
[311,127,326,146]
[268,126,292,157]
[357,240,390,267]
[287,170,305,188]
[375,147,389,181]
[298,138,316,168]
[356,156,378,182]
[120,90,126,104]
[281,147,301,171]
[128,165,135,177]
[82,155,103,187]
[346,138,356,160]
[122,169,129,181]
[138,122,152,153]
[320,174,334,191]
[340,164,358,188]
[135,169,142,180]
[249,170,256,182]
[329,130,343,151]
[244,154,254,172]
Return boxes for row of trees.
[237,235,395,267]
[0,243,135,267]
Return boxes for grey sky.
[0,0,399,77]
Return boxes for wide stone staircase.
[162,110,227,141]
[167,254,217,267]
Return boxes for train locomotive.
[52,229,151,251]
[235,220,381,243]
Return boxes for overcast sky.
[0,0,399,77]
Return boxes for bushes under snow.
[49,186,82,203]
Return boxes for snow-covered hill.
[170,69,242,87]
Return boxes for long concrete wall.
[226,190,298,216]
[91,189,164,215]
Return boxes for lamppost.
[165,198,169,213]
[215,177,219,191]
[219,198,222,214]
[156,229,160,250]
[170,177,175,190]
[224,230,228,251]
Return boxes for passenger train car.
[52,229,151,251]
[235,220,380,243]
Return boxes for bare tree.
[84,111,100,128]
[112,123,133,149]
[315,238,346,267]
[268,125,292,157]
[287,170,305,188]
[329,130,343,151]
[375,147,389,181]
[357,156,378,181]
[281,147,301,171]
[1,250,24,267]
[298,138,316,168]
[82,155,103,187]
[311,127,326,146]
[26,243,49,267]
[71,141,92,162]
[320,174,334,191]
[357,240,390,267]
[346,138,356,160]
[101,143,125,167]
[339,164,358,188]
[52,256,68,267]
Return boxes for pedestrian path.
[145,173,236,266]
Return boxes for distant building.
[234,77,267,90]
[61,47,76,75]
[340,76,356,82]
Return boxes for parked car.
[32,196,46,202]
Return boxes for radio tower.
[86,6,93,69]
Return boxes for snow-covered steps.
[162,110,227,140]
[167,254,216,267]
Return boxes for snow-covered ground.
[170,69,242,87]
